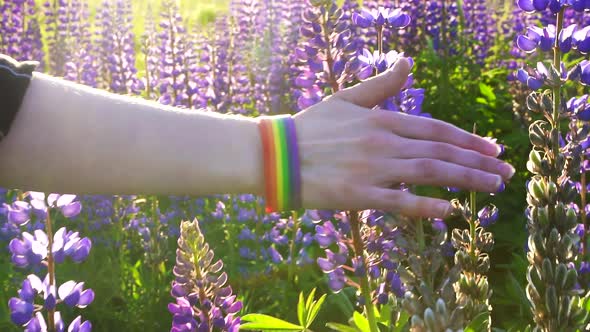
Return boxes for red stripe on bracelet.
[259,119,275,212]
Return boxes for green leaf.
[393,311,410,332]
[306,294,326,328]
[326,323,361,332]
[479,82,496,102]
[464,312,490,332]
[305,288,317,312]
[329,290,355,318]
[297,292,306,327]
[353,312,371,332]
[240,314,303,331]
[476,97,489,105]
[377,305,391,325]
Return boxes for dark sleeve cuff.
[0,54,38,140]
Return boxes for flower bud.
[528,178,545,202]
[537,206,550,227]
[526,283,542,305]
[435,298,447,315]
[542,92,554,112]
[424,308,437,331]
[564,268,578,291]
[527,92,541,112]
[411,315,425,329]
[542,258,554,283]
[545,286,558,316]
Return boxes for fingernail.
[493,144,504,157]
[485,174,503,191]
[437,202,451,217]
[497,162,516,179]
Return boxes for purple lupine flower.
[517,25,558,53]
[477,205,500,227]
[516,65,546,90]
[9,226,91,267]
[227,0,258,115]
[567,95,590,120]
[0,0,45,67]
[27,192,82,219]
[209,17,232,113]
[5,201,32,226]
[140,4,161,100]
[45,0,100,86]
[573,25,590,53]
[156,0,197,108]
[57,281,95,308]
[463,0,497,64]
[97,0,143,94]
[352,7,411,29]
[295,1,358,110]
[9,274,93,330]
[170,219,241,332]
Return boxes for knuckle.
[427,120,447,138]
[415,158,438,181]
[346,158,375,179]
[478,155,494,171]
[382,190,403,211]
[337,181,360,200]
[462,169,477,186]
[413,198,429,215]
[431,142,454,160]
[360,132,388,151]
[368,110,393,128]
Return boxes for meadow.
[2,0,590,331]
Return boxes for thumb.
[333,57,411,108]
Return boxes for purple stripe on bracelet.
[285,117,302,210]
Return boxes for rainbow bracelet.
[258,115,302,213]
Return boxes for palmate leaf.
[240,314,304,331]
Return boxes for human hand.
[293,58,514,218]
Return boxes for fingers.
[380,158,503,193]
[376,110,502,157]
[333,58,411,108]
[392,138,515,181]
[369,188,452,218]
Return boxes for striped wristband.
[258,115,302,213]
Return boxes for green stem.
[377,26,383,56]
[548,10,564,227]
[321,9,339,93]
[470,124,477,256]
[469,190,477,257]
[581,151,587,259]
[552,10,564,146]
[45,204,56,332]
[287,211,300,284]
[416,218,425,251]
[349,212,379,332]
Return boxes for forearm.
[0,72,264,196]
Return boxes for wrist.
[231,115,265,196]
